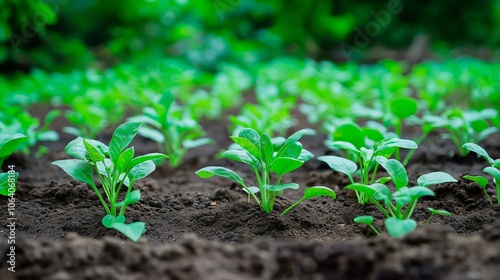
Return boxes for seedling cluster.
[1,58,498,241]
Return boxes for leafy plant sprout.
[52,122,168,241]
[462,142,500,204]
[347,156,457,237]
[128,91,212,167]
[196,128,336,215]
[319,138,418,204]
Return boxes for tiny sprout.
[354,215,380,236]
[425,208,452,225]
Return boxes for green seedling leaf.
[326,141,360,154]
[376,138,417,154]
[407,186,435,200]
[83,139,106,162]
[392,187,413,208]
[52,159,95,186]
[462,143,494,165]
[137,126,165,143]
[130,153,168,167]
[428,208,452,217]
[494,159,500,169]
[112,221,146,242]
[230,136,261,160]
[277,128,315,158]
[371,183,392,204]
[196,166,246,187]
[263,183,300,192]
[109,122,141,163]
[354,215,374,225]
[376,156,408,190]
[385,217,417,238]
[238,128,260,146]
[484,167,500,181]
[116,190,141,208]
[183,138,212,149]
[376,177,392,184]
[159,90,175,114]
[298,149,314,162]
[463,175,489,188]
[333,122,365,149]
[390,97,418,119]
[0,133,28,158]
[345,183,377,198]
[478,127,499,142]
[66,137,108,160]
[127,160,156,185]
[270,157,304,176]
[317,156,357,176]
[280,186,336,216]
[276,142,302,159]
[417,172,457,187]
[102,214,126,228]
[222,150,258,166]
[260,133,274,165]
[303,186,336,200]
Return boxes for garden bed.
[1,114,500,279]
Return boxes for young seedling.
[128,91,212,167]
[196,128,336,215]
[52,122,168,241]
[319,138,417,204]
[386,97,419,161]
[463,175,492,204]
[0,109,59,157]
[346,158,457,237]
[427,109,498,156]
[354,215,380,235]
[425,208,452,225]
[462,142,500,204]
[0,133,28,168]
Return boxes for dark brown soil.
[1,111,500,279]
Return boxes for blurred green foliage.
[1,0,499,71]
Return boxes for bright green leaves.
[333,123,365,149]
[270,157,304,176]
[317,156,357,180]
[349,157,455,238]
[109,122,141,163]
[102,215,146,242]
[417,172,457,187]
[196,166,247,188]
[0,133,27,163]
[462,142,500,204]
[52,122,167,242]
[197,128,336,215]
[426,208,452,225]
[389,97,418,119]
[281,186,337,216]
[376,157,407,190]
[385,217,417,238]
[52,159,95,187]
[128,91,212,167]
[324,138,417,204]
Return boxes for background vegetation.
[1,0,499,72]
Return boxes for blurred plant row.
[2,0,499,71]
[1,57,499,165]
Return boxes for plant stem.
[368,224,381,235]
[425,214,434,225]
[404,200,419,219]
[483,188,493,205]
[372,200,390,218]
[402,132,428,166]
[280,198,305,216]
